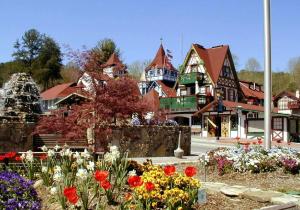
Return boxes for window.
[198,96,206,104]
[191,64,198,72]
[221,87,227,100]
[157,69,161,75]
[228,89,235,101]
[190,86,195,95]
[230,115,238,130]
[278,97,293,110]
[273,118,283,130]
[222,66,231,77]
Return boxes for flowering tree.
[35,76,149,147]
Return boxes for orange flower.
[185,166,197,177]
[145,182,155,191]
[125,193,132,201]
[95,170,109,182]
[163,165,176,176]
[128,176,143,188]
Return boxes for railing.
[160,95,197,110]
[179,72,203,85]
[288,101,300,109]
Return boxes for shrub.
[0,171,41,210]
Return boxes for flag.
[166,49,172,54]
[167,53,173,59]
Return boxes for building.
[102,53,128,78]
[138,44,178,97]
[159,43,300,142]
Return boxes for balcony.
[179,72,203,85]
[160,95,197,111]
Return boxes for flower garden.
[0,146,200,210]
[0,142,300,209]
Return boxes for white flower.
[81,149,91,159]
[61,148,72,157]
[42,166,48,173]
[109,145,118,153]
[76,158,83,165]
[41,145,48,152]
[53,172,62,182]
[50,187,57,195]
[47,149,55,157]
[54,145,61,151]
[73,152,81,159]
[54,165,61,174]
[87,161,95,171]
[25,150,34,162]
[76,168,88,180]
[128,169,136,177]
[20,153,26,160]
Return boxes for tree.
[289,57,300,89]
[127,60,151,80]
[232,54,239,70]
[60,62,81,83]
[13,29,44,67]
[84,38,120,72]
[35,37,63,89]
[12,29,63,90]
[244,58,261,72]
[35,77,148,144]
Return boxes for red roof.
[145,44,177,72]
[239,81,264,99]
[192,44,228,83]
[143,89,160,111]
[41,83,76,100]
[156,81,177,97]
[274,91,298,101]
[102,53,126,72]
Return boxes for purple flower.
[0,171,41,210]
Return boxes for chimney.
[296,90,300,99]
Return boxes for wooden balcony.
[160,95,197,111]
[179,72,204,85]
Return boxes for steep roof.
[145,44,177,72]
[156,81,177,97]
[102,53,127,72]
[41,83,77,100]
[192,44,229,83]
[239,81,264,99]
[273,91,298,101]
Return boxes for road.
[191,136,300,155]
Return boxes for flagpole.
[264,0,272,150]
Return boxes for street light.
[264,0,272,149]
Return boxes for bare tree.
[245,58,261,71]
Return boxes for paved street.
[191,135,300,155]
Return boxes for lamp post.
[216,88,223,140]
[264,0,272,149]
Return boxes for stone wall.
[0,123,34,152]
[106,126,191,157]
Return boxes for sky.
[0,0,299,71]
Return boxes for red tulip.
[185,166,197,177]
[258,139,263,145]
[63,187,78,204]
[164,165,176,176]
[5,152,16,159]
[39,154,47,161]
[145,182,155,191]
[94,170,109,182]
[100,180,111,190]
[15,156,22,161]
[128,176,143,188]
[0,156,5,161]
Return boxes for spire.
[104,53,123,67]
[145,44,176,72]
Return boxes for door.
[272,117,283,141]
[207,116,217,137]
[221,116,229,137]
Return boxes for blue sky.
[0,0,299,71]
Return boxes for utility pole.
[264,0,272,149]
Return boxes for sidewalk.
[203,182,300,208]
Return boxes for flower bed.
[200,144,300,175]
[11,145,201,210]
[0,171,41,209]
